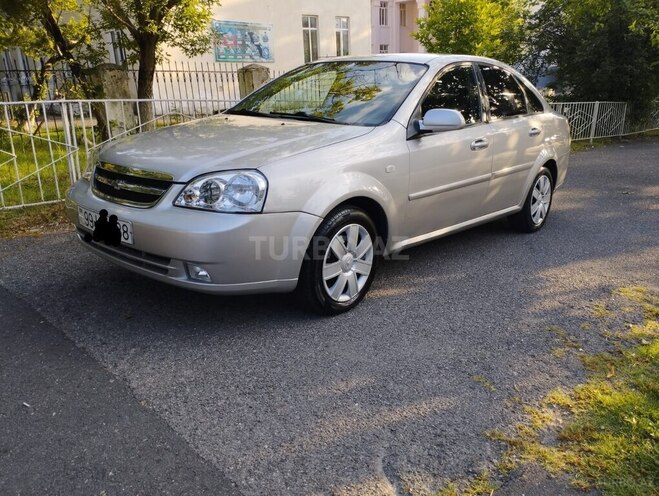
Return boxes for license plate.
[78,207,134,245]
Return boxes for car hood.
[98,114,375,182]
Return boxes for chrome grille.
[92,162,174,207]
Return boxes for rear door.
[478,64,545,213]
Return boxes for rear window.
[479,65,527,119]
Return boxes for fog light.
[188,264,212,283]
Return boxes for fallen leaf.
[606,364,615,378]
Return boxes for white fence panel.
[550,101,630,141]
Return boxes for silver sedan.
[66,54,570,314]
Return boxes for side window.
[479,65,527,119]
[520,81,545,113]
[421,65,481,125]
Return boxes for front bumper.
[66,180,322,294]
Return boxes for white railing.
[550,101,626,141]
[550,101,659,142]
[1,98,658,210]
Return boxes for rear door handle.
[470,138,489,151]
[529,127,542,137]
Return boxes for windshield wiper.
[224,108,269,117]
[269,111,337,124]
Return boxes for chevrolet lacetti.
[66,54,570,314]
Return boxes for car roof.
[316,53,509,69]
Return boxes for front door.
[405,63,493,238]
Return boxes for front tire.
[298,206,378,315]
[509,167,554,233]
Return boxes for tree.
[0,0,104,100]
[527,0,659,116]
[0,0,219,127]
[95,0,219,124]
[413,0,528,64]
[0,0,105,131]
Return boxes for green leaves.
[0,0,219,103]
[527,0,659,116]
[412,0,529,64]
[413,0,658,115]
[95,0,217,59]
[0,0,103,65]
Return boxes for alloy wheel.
[531,174,552,226]
[322,224,374,302]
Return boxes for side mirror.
[417,109,466,133]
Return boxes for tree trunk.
[39,9,111,141]
[137,36,158,131]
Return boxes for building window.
[379,44,389,54]
[335,17,350,56]
[302,15,319,63]
[110,30,126,65]
[379,2,388,26]
[399,4,407,27]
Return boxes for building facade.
[1,0,432,102]
[169,0,372,75]
[370,0,429,55]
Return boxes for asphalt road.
[1,140,657,495]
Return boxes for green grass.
[472,374,496,392]
[492,287,659,495]
[0,126,86,237]
[0,113,195,211]
[571,129,659,152]
[434,470,497,496]
[545,325,582,349]
[0,127,92,208]
[0,115,192,234]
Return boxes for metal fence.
[0,61,286,103]
[1,98,658,210]
[550,101,659,141]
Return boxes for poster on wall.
[211,20,274,62]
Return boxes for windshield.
[227,61,428,126]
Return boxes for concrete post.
[237,64,271,98]
[86,64,136,136]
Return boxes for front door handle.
[470,138,489,151]
[529,127,542,137]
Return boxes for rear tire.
[509,167,554,233]
[298,206,378,315]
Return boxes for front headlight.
[174,170,268,213]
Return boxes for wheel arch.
[543,159,558,189]
[330,196,389,246]
[299,171,400,249]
